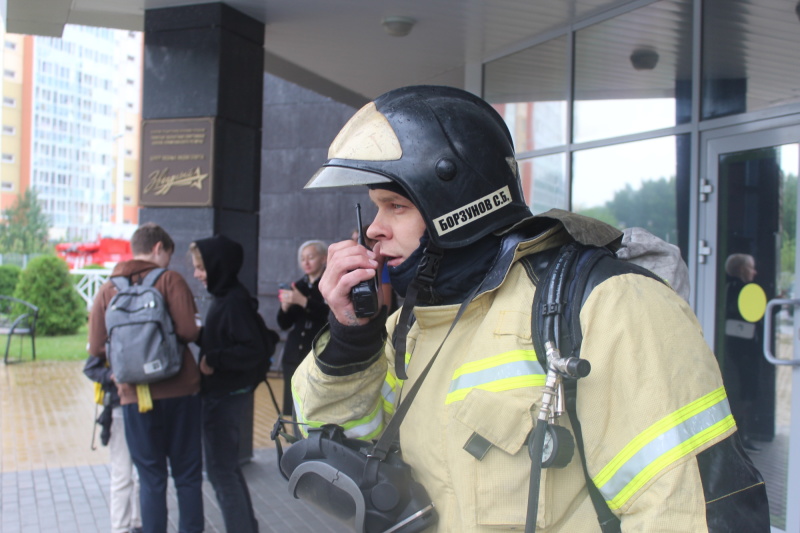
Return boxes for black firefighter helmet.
[305,85,532,249]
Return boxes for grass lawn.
[2,324,89,362]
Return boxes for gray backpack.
[105,268,182,384]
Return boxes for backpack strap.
[110,276,130,291]
[527,241,668,531]
[110,268,167,291]
[526,241,665,533]
[140,268,167,288]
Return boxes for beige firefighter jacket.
[292,216,735,532]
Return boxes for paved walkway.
[0,360,348,533]
[0,360,791,532]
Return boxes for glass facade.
[519,153,568,214]
[702,0,800,119]
[33,26,116,240]
[482,0,800,261]
[572,136,680,243]
[573,0,692,143]
[28,25,141,240]
[484,36,568,154]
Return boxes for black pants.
[202,390,259,533]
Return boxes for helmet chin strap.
[392,244,444,380]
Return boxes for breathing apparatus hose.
[525,244,577,532]
[526,419,548,533]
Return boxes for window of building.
[124,172,133,180]
[123,196,132,204]
[702,0,800,119]
[518,153,569,213]
[484,36,568,154]
[572,135,681,244]
[1,182,13,191]
[4,41,16,50]
[3,69,15,79]
[3,97,16,107]
[2,125,15,135]
[1,154,15,163]
[573,0,692,143]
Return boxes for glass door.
[704,125,800,533]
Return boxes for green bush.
[14,255,86,335]
[0,264,21,296]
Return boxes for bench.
[0,295,39,364]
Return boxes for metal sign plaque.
[140,117,214,206]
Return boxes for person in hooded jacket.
[190,234,274,533]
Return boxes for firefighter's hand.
[320,239,383,327]
[199,356,214,375]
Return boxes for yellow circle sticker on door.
[738,283,767,323]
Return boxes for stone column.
[140,2,263,296]
[139,2,264,462]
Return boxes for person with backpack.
[88,222,203,533]
[287,86,770,531]
[189,234,276,533]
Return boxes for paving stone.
[1,360,790,532]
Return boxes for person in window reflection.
[288,85,770,532]
[276,240,329,417]
[723,253,763,454]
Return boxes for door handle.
[763,298,800,366]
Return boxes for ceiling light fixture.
[630,47,659,71]
[381,16,416,37]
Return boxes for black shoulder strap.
[110,268,167,291]
[140,267,167,288]
[527,242,621,533]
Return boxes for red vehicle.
[56,238,132,269]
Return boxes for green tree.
[575,205,618,228]
[780,173,797,295]
[605,177,678,243]
[14,255,85,335]
[0,190,52,254]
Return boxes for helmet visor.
[305,165,392,189]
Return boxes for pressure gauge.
[540,425,575,469]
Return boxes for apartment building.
[1,25,141,241]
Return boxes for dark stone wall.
[258,73,370,331]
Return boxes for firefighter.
[291,85,769,531]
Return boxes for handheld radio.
[351,203,379,318]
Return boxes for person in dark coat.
[277,240,329,416]
[190,234,275,533]
[723,253,763,453]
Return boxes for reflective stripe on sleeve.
[593,386,735,510]
[341,400,385,440]
[382,373,397,416]
[294,383,385,441]
[445,350,545,404]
